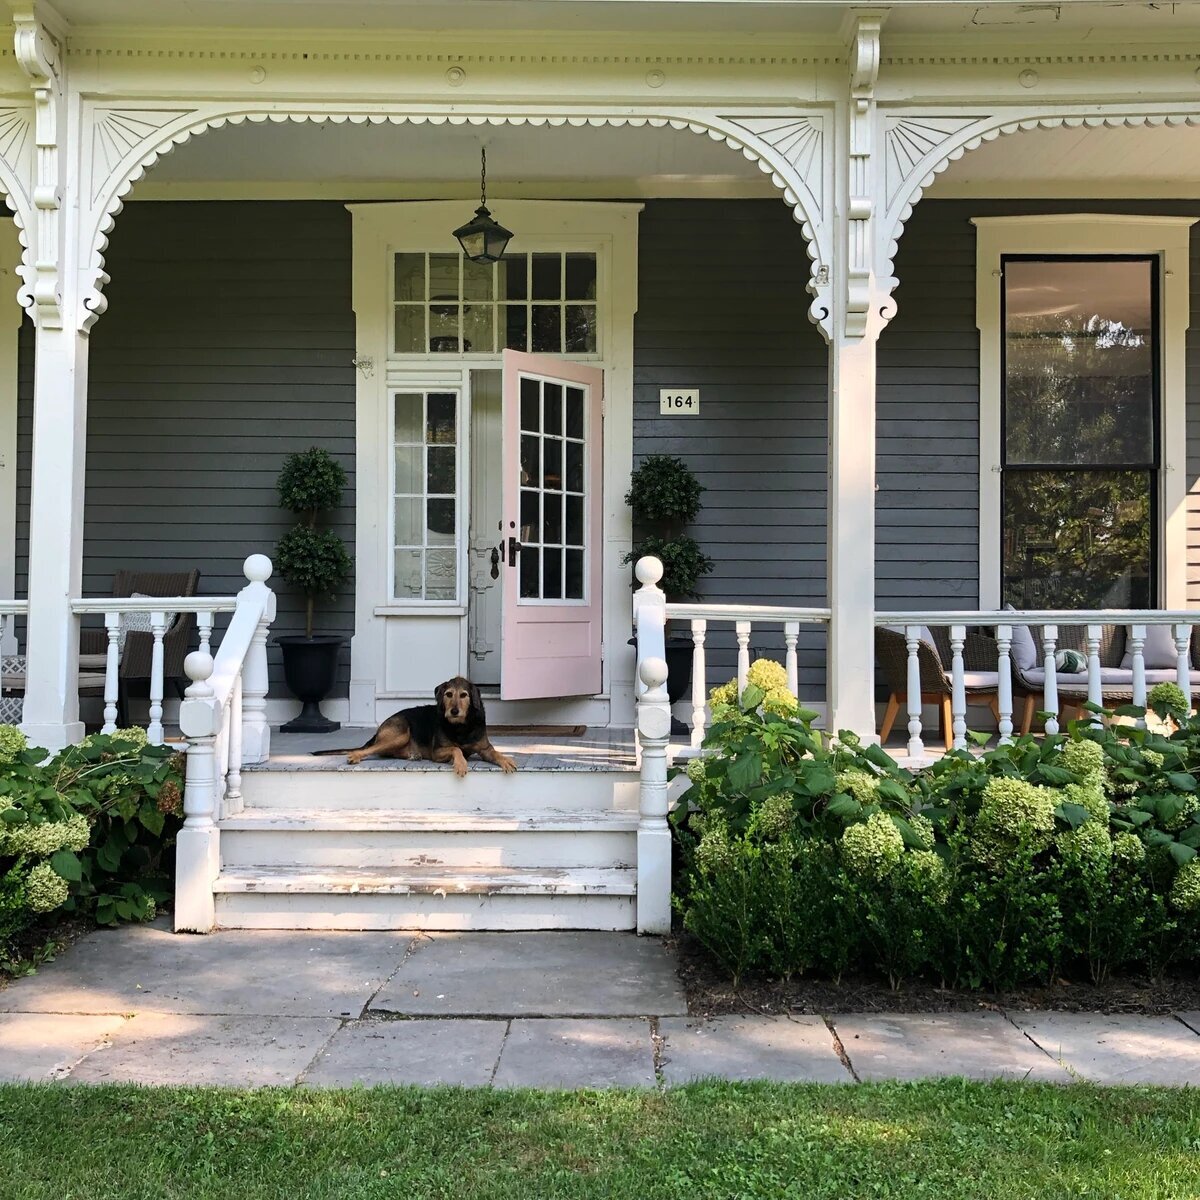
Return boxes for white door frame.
[347,200,641,725]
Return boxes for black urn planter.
[277,634,344,733]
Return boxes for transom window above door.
[1001,256,1158,609]
[392,251,598,356]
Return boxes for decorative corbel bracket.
[843,9,887,339]
[11,1,65,329]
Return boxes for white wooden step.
[238,768,638,813]
[213,865,637,931]
[218,808,636,869]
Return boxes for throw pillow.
[1054,648,1086,674]
[1003,604,1038,672]
[119,592,178,655]
[1120,623,1178,671]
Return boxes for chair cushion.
[1120,624,1179,670]
[1003,604,1038,672]
[120,593,178,654]
[962,671,1000,690]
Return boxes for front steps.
[214,764,640,931]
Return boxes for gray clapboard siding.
[633,199,829,690]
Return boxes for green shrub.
[0,727,183,967]
[672,697,1200,992]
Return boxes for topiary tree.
[622,454,712,599]
[274,447,352,639]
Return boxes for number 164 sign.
[659,389,700,415]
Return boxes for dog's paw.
[499,756,517,774]
[346,753,363,765]
[453,759,469,778]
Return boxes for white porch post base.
[827,330,879,740]
[20,323,90,752]
[636,823,672,935]
[173,825,219,932]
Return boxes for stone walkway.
[2,922,1199,1087]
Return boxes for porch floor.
[252,725,638,773]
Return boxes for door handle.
[490,546,500,580]
[507,536,523,567]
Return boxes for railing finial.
[635,555,664,589]
[243,554,273,584]
[184,650,215,695]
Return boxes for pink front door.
[500,350,604,700]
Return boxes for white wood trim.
[0,221,22,654]
[348,200,640,724]
[973,213,1197,611]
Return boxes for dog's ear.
[468,681,484,723]
[434,680,448,707]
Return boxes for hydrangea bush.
[1,726,184,968]
[673,693,1200,990]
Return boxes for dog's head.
[435,676,480,726]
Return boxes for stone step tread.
[213,865,638,897]
[221,808,638,833]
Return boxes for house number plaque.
[659,389,700,415]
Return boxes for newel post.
[636,655,672,936]
[175,651,221,933]
[239,554,275,765]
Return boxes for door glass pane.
[427,394,456,444]
[394,253,425,302]
[426,498,455,546]
[543,548,563,600]
[565,441,583,493]
[543,493,563,543]
[394,445,421,494]
[1004,258,1155,466]
[532,253,560,300]
[462,303,493,355]
[565,548,584,599]
[429,253,460,301]
[565,388,584,439]
[520,435,541,487]
[462,257,493,302]
[425,549,457,601]
[520,377,540,432]
[394,306,424,353]
[427,446,455,495]
[394,549,424,599]
[565,254,597,300]
[544,383,563,435]
[543,438,562,491]
[394,393,422,443]
[502,255,527,301]
[565,495,583,546]
[519,546,539,598]
[520,490,539,544]
[532,306,561,353]
[394,497,422,545]
[1002,469,1152,609]
[565,306,597,353]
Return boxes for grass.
[1,1081,1199,1199]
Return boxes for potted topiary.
[623,454,714,729]
[274,447,353,733]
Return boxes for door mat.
[488,724,587,737]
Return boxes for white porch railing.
[174,555,277,932]
[875,609,1200,759]
[631,556,831,933]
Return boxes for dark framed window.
[1001,255,1159,609]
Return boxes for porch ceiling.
[133,119,773,200]
[928,123,1200,199]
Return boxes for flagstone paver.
[0,1012,128,1082]
[65,1012,342,1087]
[0,920,412,1018]
[1008,1012,1200,1085]
[659,1016,851,1084]
[371,931,686,1017]
[493,1018,656,1088]
[303,1018,508,1087]
[833,1013,1071,1083]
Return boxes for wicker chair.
[875,625,1034,750]
[79,569,201,722]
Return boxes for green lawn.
[2,1081,1198,1199]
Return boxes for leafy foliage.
[622,534,712,601]
[673,689,1200,991]
[274,447,352,638]
[0,727,183,967]
[624,454,705,524]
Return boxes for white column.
[0,220,23,656]
[239,554,275,764]
[827,331,879,738]
[20,321,89,750]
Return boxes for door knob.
[490,545,500,580]
[507,536,523,567]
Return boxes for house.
[0,0,1198,935]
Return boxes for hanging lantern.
[453,147,514,264]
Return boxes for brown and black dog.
[311,676,516,777]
